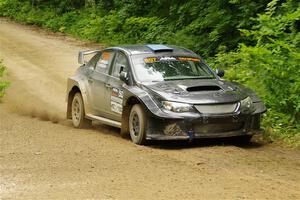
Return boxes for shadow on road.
[92,122,268,149]
[147,137,267,150]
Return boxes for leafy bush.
[214,0,300,146]
[0,60,9,101]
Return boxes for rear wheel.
[129,104,147,145]
[71,92,92,128]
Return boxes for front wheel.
[71,92,92,128]
[129,104,147,145]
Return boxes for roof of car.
[106,44,198,56]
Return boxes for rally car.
[66,44,266,145]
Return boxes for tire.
[129,104,147,145]
[71,92,92,128]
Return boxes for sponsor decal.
[144,57,157,63]
[102,52,110,60]
[177,57,201,62]
[144,56,201,63]
[160,57,177,61]
[111,87,123,114]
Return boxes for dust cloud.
[2,80,66,124]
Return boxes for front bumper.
[145,114,261,140]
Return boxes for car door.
[87,50,115,118]
[106,51,130,121]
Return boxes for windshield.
[131,55,215,82]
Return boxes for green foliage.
[0,60,9,101]
[166,0,269,56]
[214,0,300,147]
[0,0,269,56]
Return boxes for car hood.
[142,79,250,104]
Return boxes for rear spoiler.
[78,50,100,64]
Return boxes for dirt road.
[0,18,300,200]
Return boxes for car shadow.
[92,123,267,150]
[147,138,266,150]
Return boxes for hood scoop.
[186,85,222,92]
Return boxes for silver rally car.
[66,44,266,145]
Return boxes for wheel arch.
[120,96,142,137]
[66,78,91,119]
[67,86,81,119]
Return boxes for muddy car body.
[66,44,266,144]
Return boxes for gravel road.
[0,18,300,200]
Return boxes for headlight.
[240,96,254,113]
[162,101,194,112]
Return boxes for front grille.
[195,103,238,114]
[194,122,244,134]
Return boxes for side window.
[95,51,114,74]
[112,52,129,78]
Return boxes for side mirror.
[120,71,129,84]
[216,68,225,77]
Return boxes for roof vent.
[146,44,173,53]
